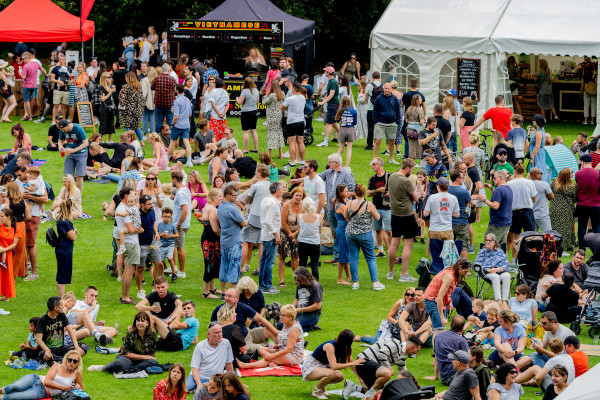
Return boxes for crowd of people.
[0,41,597,400]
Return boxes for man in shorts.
[20,51,46,121]
[168,85,193,168]
[171,171,191,279]
[367,158,391,258]
[57,119,88,193]
[218,185,247,292]
[316,66,340,147]
[372,83,401,164]
[66,286,117,345]
[242,164,271,274]
[151,300,199,352]
[115,188,144,305]
[387,159,419,282]
[139,195,164,284]
[50,54,73,121]
[448,170,472,258]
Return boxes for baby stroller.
[571,233,600,337]
[516,230,563,293]
[283,102,318,147]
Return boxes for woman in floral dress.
[263,79,285,159]
[118,71,144,145]
[549,167,578,250]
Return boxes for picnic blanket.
[238,363,302,377]
[327,389,365,398]
[580,343,600,356]
[76,212,94,219]
[30,159,47,167]
[88,178,112,184]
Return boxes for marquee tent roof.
[200,0,314,45]
[370,0,600,57]
[0,0,94,42]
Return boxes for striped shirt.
[357,337,407,370]
[151,74,176,110]
[319,167,356,211]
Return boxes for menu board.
[76,102,95,132]
[457,58,481,101]
[168,20,283,43]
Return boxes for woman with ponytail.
[55,199,77,297]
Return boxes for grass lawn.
[0,112,596,399]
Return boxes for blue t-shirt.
[434,330,469,382]
[28,332,38,348]
[178,317,199,350]
[173,187,192,229]
[448,185,471,225]
[507,127,528,159]
[508,297,537,326]
[158,221,177,247]
[139,208,156,246]
[211,303,256,337]
[489,185,513,227]
[340,107,357,127]
[217,201,245,249]
[58,123,88,154]
[494,324,526,353]
[475,310,487,322]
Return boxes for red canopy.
[0,0,94,42]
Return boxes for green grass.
[0,113,596,399]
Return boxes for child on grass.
[464,298,487,331]
[193,373,223,400]
[221,372,250,400]
[9,317,40,360]
[115,194,141,255]
[475,307,500,349]
[158,207,179,277]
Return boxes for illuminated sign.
[167,20,283,43]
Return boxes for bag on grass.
[60,389,91,400]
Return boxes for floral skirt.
[210,118,227,141]
[301,355,328,380]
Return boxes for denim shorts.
[63,151,88,177]
[170,126,190,140]
[22,87,38,102]
[424,299,444,330]
[220,243,242,284]
[160,244,174,261]
[372,208,391,231]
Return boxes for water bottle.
[21,354,26,362]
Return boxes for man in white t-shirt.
[115,188,144,305]
[516,337,575,390]
[186,322,234,391]
[364,71,382,150]
[303,159,326,214]
[66,286,118,345]
[529,311,576,368]
[423,177,459,240]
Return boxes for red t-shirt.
[483,107,513,138]
[575,167,600,207]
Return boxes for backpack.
[369,83,383,105]
[46,223,61,248]
[44,180,55,201]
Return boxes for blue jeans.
[3,374,48,400]
[142,107,155,134]
[360,330,383,345]
[135,127,143,142]
[425,299,444,330]
[185,375,209,392]
[347,232,379,282]
[451,287,473,319]
[530,352,550,368]
[259,239,278,290]
[124,49,135,69]
[220,243,242,284]
[155,107,173,128]
[327,209,338,262]
[448,135,457,152]
[106,173,120,183]
[297,312,320,331]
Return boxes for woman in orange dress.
[0,208,21,300]
[6,182,28,278]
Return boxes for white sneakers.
[351,282,360,290]
[176,271,186,279]
[386,272,394,280]
[312,386,328,400]
[389,159,400,165]
[373,282,386,291]
[316,140,328,147]
[398,274,418,282]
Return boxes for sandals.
[202,292,219,299]
[209,289,222,296]
[279,282,287,288]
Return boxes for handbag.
[406,128,418,139]
[381,172,391,207]
[60,389,91,400]
[585,74,597,96]
[87,79,97,95]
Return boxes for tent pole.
[92,35,95,58]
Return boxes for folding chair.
[474,242,525,299]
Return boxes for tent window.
[496,59,513,110]
[380,54,420,92]
[439,58,478,114]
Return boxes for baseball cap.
[563,336,580,346]
[422,150,435,158]
[58,119,70,129]
[581,154,593,163]
[496,148,508,155]
[445,89,457,97]
[434,177,449,187]
[323,66,335,74]
[203,59,212,67]
[448,350,470,364]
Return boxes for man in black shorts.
[316,66,340,147]
[343,335,422,399]
[388,158,419,282]
[135,275,182,324]
[151,300,200,352]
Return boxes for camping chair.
[473,242,524,299]
[380,376,435,400]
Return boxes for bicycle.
[478,132,493,181]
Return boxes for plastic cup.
[60,151,65,157]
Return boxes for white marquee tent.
[556,361,599,400]
[370,0,600,134]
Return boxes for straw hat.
[0,60,8,69]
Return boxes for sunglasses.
[67,358,79,364]
[405,293,415,297]
[509,370,518,375]
[146,177,157,181]
[351,57,356,60]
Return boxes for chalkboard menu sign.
[457,58,481,101]
[76,102,96,133]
